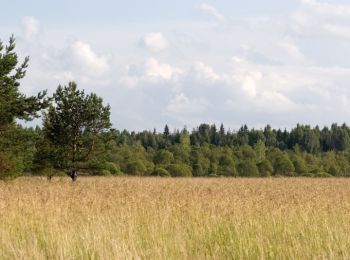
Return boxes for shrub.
[192,163,204,177]
[0,152,23,180]
[314,172,333,178]
[126,160,147,176]
[237,160,259,177]
[154,150,174,165]
[217,155,237,176]
[143,160,155,176]
[269,151,295,176]
[328,165,340,176]
[166,164,192,177]
[152,167,171,177]
[257,160,273,177]
[292,157,308,175]
[300,172,314,177]
[104,162,122,175]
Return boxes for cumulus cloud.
[300,0,350,17]
[21,16,40,40]
[140,32,168,52]
[15,1,350,130]
[292,0,350,39]
[143,58,181,80]
[278,37,305,62]
[167,93,209,114]
[198,3,225,21]
[121,58,183,88]
[70,41,110,76]
[192,62,220,82]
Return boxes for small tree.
[43,82,111,181]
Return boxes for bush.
[166,164,192,177]
[192,163,205,177]
[126,160,147,176]
[0,152,23,180]
[269,151,295,176]
[328,165,340,176]
[217,155,237,176]
[95,169,112,176]
[314,172,333,178]
[152,167,171,177]
[154,150,174,165]
[86,160,121,176]
[300,172,314,177]
[37,165,63,179]
[237,160,259,177]
[257,160,273,177]
[292,157,308,175]
[143,160,155,176]
[104,162,122,175]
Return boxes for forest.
[2,36,350,180]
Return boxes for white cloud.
[167,93,208,114]
[292,0,350,39]
[192,62,221,82]
[144,58,181,80]
[70,41,109,75]
[122,58,183,88]
[300,0,350,17]
[15,2,350,130]
[198,3,225,21]
[140,32,168,52]
[21,16,40,40]
[278,37,305,62]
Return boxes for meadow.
[1,177,350,259]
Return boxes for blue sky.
[2,0,350,131]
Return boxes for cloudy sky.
[2,0,350,131]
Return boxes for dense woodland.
[2,36,350,180]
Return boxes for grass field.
[1,177,350,259]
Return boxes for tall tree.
[0,36,49,179]
[0,36,48,129]
[43,82,111,181]
[163,124,170,139]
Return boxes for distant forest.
[2,36,350,180]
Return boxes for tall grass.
[1,177,350,259]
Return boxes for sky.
[2,0,350,131]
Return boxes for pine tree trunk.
[70,170,78,182]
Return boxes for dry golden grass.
[1,177,350,259]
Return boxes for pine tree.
[43,82,111,181]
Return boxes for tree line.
[1,36,350,180]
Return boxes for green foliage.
[93,161,121,175]
[0,36,49,179]
[154,150,174,165]
[192,163,204,177]
[5,35,350,179]
[268,149,295,176]
[166,164,192,177]
[313,172,333,178]
[237,161,259,177]
[152,167,171,177]
[257,160,273,177]
[217,155,237,177]
[43,82,111,180]
[0,152,23,180]
[126,159,147,176]
[291,155,308,175]
[0,36,49,128]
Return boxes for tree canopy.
[42,82,111,180]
